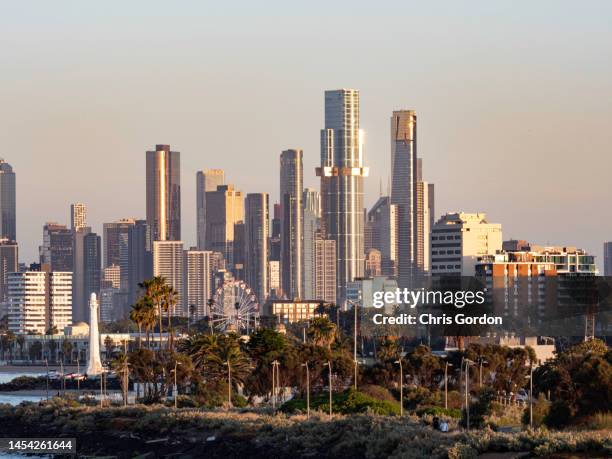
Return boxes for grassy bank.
[0,399,610,458]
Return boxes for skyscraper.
[70,203,87,232]
[314,231,337,304]
[103,218,136,290]
[153,240,185,315]
[245,193,269,302]
[127,220,153,305]
[40,223,73,272]
[280,149,303,300]
[390,110,418,288]
[302,188,321,299]
[365,196,398,277]
[270,203,281,262]
[72,228,101,322]
[0,160,16,241]
[196,169,225,250]
[204,184,244,269]
[146,144,181,243]
[184,248,212,320]
[0,238,18,304]
[317,89,368,304]
[604,242,612,277]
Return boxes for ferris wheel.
[210,280,260,333]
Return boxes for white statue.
[85,292,104,376]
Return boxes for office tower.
[280,149,303,300]
[317,89,368,303]
[390,110,418,288]
[127,220,153,305]
[268,260,281,297]
[196,169,225,250]
[0,160,16,241]
[365,249,382,277]
[415,181,431,273]
[99,288,117,323]
[0,239,18,303]
[153,240,185,315]
[245,193,269,302]
[72,228,101,322]
[314,231,337,304]
[102,265,121,289]
[8,269,72,334]
[204,184,244,268]
[146,144,181,242]
[40,223,73,272]
[232,222,246,280]
[270,203,281,262]
[70,203,87,232]
[302,188,321,299]
[366,197,398,277]
[604,242,612,277]
[103,218,135,290]
[431,213,502,276]
[184,249,212,320]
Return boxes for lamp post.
[526,366,534,427]
[75,357,80,398]
[225,360,232,409]
[44,359,49,401]
[445,362,453,410]
[271,360,280,409]
[463,358,475,430]
[478,358,488,388]
[324,361,332,420]
[173,360,182,409]
[301,362,310,419]
[394,360,403,416]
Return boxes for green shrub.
[447,443,478,459]
[281,389,400,416]
[521,394,549,427]
[545,400,573,428]
[461,387,495,429]
[232,394,248,408]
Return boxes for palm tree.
[307,317,337,349]
[16,335,25,360]
[130,299,146,349]
[179,333,220,370]
[61,339,72,364]
[160,285,179,351]
[139,276,167,348]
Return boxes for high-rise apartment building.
[8,269,72,334]
[365,249,382,277]
[0,160,16,241]
[102,264,121,289]
[0,238,18,303]
[103,218,135,290]
[280,149,303,300]
[184,249,212,320]
[127,220,153,305]
[431,213,502,276]
[40,223,73,272]
[72,228,101,322]
[317,89,368,304]
[415,181,433,273]
[302,188,321,299]
[196,169,225,250]
[146,144,181,242]
[604,242,612,277]
[268,260,281,297]
[70,203,87,232]
[244,193,269,302]
[153,240,185,315]
[270,203,281,262]
[314,231,337,304]
[204,185,244,269]
[365,197,398,277]
[390,110,418,288]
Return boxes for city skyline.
[2,2,611,270]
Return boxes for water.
[0,394,45,405]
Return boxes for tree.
[16,335,25,360]
[139,276,167,348]
[104,335,114,359]
[308,317,337,349]
[61,339,72,364]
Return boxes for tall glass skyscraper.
[318,89,368,304]
[196,169,225,250]
[280,149,303,300]
[146,145,181,243]
[245,193,269,302]
[0,159,16,241]
[390,110,418,288]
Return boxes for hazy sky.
[2,1,611,269]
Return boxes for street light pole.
[395,360,403,416]
[173,360,182,409]
[464,359,474,430]
[44,359,49,401]
[445,362,453,410]
[325,361,332,420]
[529,366,534,428]
[301,362,310,419]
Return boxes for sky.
[1,1,611,270]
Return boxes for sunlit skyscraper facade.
[318,89,368,304]
[0,160,16,241]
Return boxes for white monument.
[85,292,104,376]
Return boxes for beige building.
[153,240,185,315]
[314,232,336,304]
[204,184,244,269]
[70,203,87,231]
[431,212,502,276]
[184,249,213,320]
[267,300,322,323]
